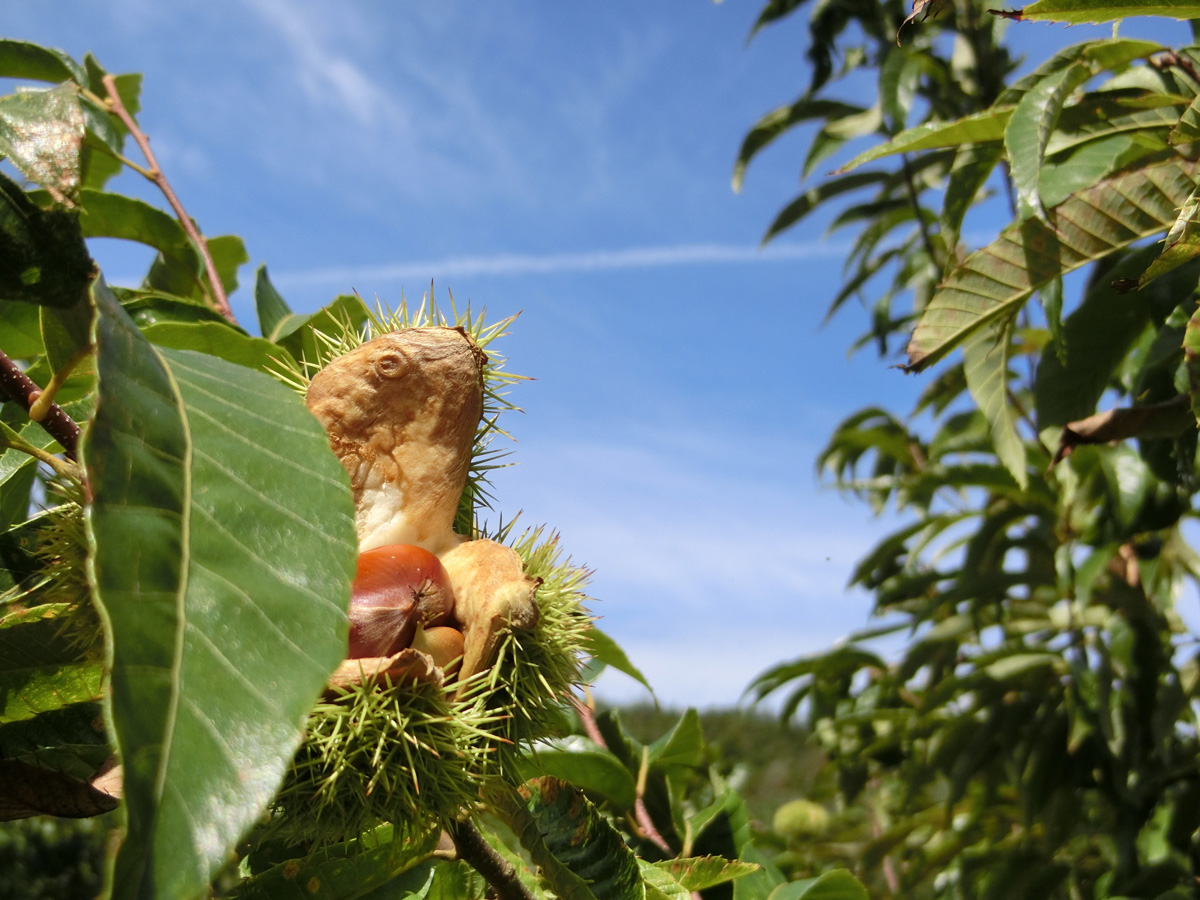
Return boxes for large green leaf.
[204,233,249,298]
[1005,62,1093,221]
[85,280,357,900]
[906,158,1200,372]
[581,626,654,696]
[649,857,760,893]
[963,317,1027,489]
[997,0,1200,23]
[272,293,371,366]
[0,301,42,358]
[1040,131,1174,210]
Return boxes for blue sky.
[10,3,1190,708]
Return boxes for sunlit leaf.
[234,827,439,900]
[254,263,292,338]
[1136,182,1200,287]
[1005,61,1092,221]
[0,301,42,358]
[581,627,654,696]
[0,83,85,205]
[906,159,1200,372]
[85,279,356,900]
[75,189,199,280]
[993,0,1200,24]
[0,39,84,84]
[204,233,248,297]
[522,735,637,809]
[837,109,1010,175]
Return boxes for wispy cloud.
[485,428,894,708]
[272,240,850,287]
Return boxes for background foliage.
[738,0,1200,898]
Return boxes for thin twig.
[99,75,237,326]
[446,819,536,900]
[570,694,675,856]
[0,348,81,461]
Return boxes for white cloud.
[271,240,851,287]
[237,0,399,127]
[487,427,896,709]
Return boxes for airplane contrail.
[271,240,849,287]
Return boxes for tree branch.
[100,75,237,326]
[0,348,81,461]
[446,818,536,900]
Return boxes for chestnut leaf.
[85,279,356,900]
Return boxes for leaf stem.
[99,75,237,326]
[0,348,81,461]
[446,818,536,900]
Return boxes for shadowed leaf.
[0,83,85,205]
[963,318,1027,489]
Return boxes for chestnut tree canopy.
[740,0,1200,897]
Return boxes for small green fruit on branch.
[0,347,81,463]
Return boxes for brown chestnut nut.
[411,625,465,675]
[347,544,455,658]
